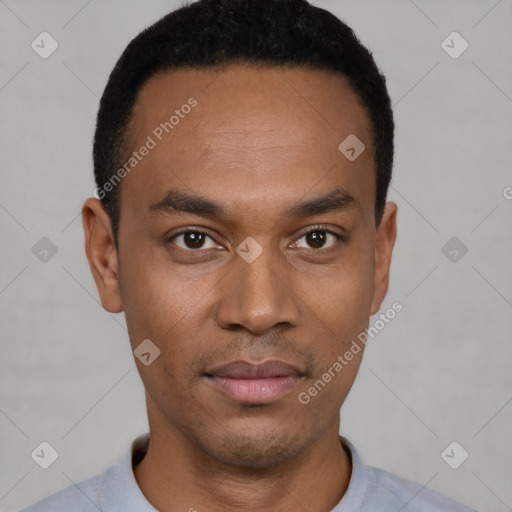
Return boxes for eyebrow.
[286,187,357,217]
[149,189,223,216]
[148,187,357,218]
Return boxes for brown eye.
[294,229,343,250]
[305,230,327,249]
[169,230,219,250]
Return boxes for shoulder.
[338,436,476,512]
[18,434,150,512]
[18,472,105,512]
[363,465,477,512]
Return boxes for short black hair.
[93,0,394,246]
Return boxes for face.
[83,64,397,468]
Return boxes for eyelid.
[298,223,345,237]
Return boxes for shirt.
[19,433,477,512]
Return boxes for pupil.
[185,232,204,248]
[307,231,325,248]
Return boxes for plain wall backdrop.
[1,1,511,510]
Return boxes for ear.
[82,197,123,313]
[370,201,397,315]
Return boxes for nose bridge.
[215,240,300,333]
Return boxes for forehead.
[120,64,375,217]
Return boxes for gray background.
[1,0,511,510]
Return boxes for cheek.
[119,254,205,411]
[302,242,374,334]
[118,243,221,387]
[119,243,200,338]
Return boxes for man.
[21,0,476,510]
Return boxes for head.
[83,0,397,468]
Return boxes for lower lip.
[205,375,302,404]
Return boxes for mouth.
[204,360,305,404]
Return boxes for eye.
[167,229,221,251]
[293,227,344,250]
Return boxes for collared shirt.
[20,433,476,511]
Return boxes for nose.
[215,244,301,335]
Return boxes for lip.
[204,360,304,404]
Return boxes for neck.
[133,421,351,512]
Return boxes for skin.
[82,64,397,512]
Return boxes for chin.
[212,438,301,469]
[195,423,310,469]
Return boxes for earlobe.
[370,201,397,316]
[82,198,123,313]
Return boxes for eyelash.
[165,225,345,252]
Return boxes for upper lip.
[205,360,304,379]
